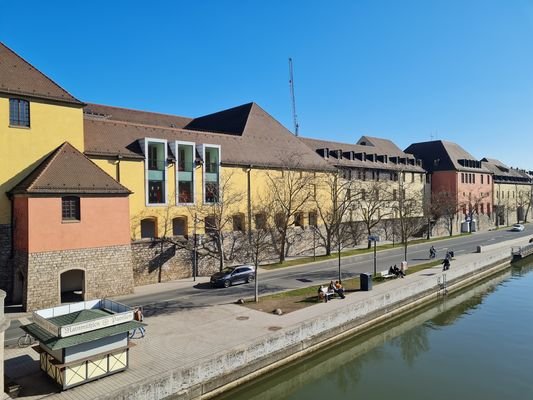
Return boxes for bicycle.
[17,333,36,348]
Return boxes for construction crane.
[288,57,299,136]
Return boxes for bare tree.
[516,185,531,223]
[351,178,392,248]
[265,157,314,263]
[461,192,490,231]
[312,170,355,256]
[241,206,274,302]
[392,172,426,261]
[431,191,460,236]
[190,171,244,271]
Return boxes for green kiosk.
[21,299,145,390]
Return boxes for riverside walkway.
[4,235,529,400]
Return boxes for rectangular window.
[175,141,195,204]
[144,139,167,205]
[473,174,476,184]
[62,196,80,221]
[411,172,414,183]
[461,173,464,183]
[255,213,267,229]
[203,145,221,203]
[308,211,317,227]
[481,175,484,184]
[393,189,397,201]
[294,212,304,228]
[9,99,30,127]
[361,189,366,201]
[487,175,490,184]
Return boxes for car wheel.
[223,279,231,288]
[246,275,255,283]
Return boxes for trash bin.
[360,273,372,291]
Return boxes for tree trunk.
[279,228,287,263]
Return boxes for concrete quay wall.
[102,241,520,400]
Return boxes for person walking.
[130,306,146,338]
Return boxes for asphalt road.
[5,225,532,347]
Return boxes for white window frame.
[142,138,168,207]
[201,144,221,204]
[172,140,196,205]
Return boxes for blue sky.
[2,0,532,168]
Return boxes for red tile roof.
[9,142,131,195]
[0,42,83,105]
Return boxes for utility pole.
[288,57,299,136]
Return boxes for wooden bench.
[318,288,337,302]
[379,269,396,279]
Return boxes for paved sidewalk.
[3,236,528,399]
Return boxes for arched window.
[255,213,267,230]
[204,215,217,234]
[172,217,188,236]
[232,213,245,232]
[140,218,157,239]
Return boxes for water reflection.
[217,269,515,400]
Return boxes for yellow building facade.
[0,96,84,223]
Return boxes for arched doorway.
[60,269,85,303]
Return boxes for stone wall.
[0,224,12,301]
[21,244,133,311]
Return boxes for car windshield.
[221,267,235,274]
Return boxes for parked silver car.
[210,265,255,288]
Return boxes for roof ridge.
[26,142,69,192]
[76,143,131,193]
[85,116,247,139]
[0,42,83,105]
[84,102,192,120]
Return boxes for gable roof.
[300,136,425,172]
[9,142,131,195]
[83,102,332,171]
[405,140,489,173]
[0,42,82,106]
[184,102,253,135]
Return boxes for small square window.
[10,99,30,127]
[62,197,80,221]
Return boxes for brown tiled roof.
[356,136,405,157]
[84,102,333,171]
[405,140,490,173]
[0,42,83,105]
[9,142,131,195]
[84,103,192,129]
[300,137,425,173]
[481,158,531,182]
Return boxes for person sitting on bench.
[392,264,405,278]
[318,285,329,302]
[334,280,346,299]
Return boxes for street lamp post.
[368,234,380,277]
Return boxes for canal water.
[217,262,533,400]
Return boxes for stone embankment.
[3,236,528,400]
